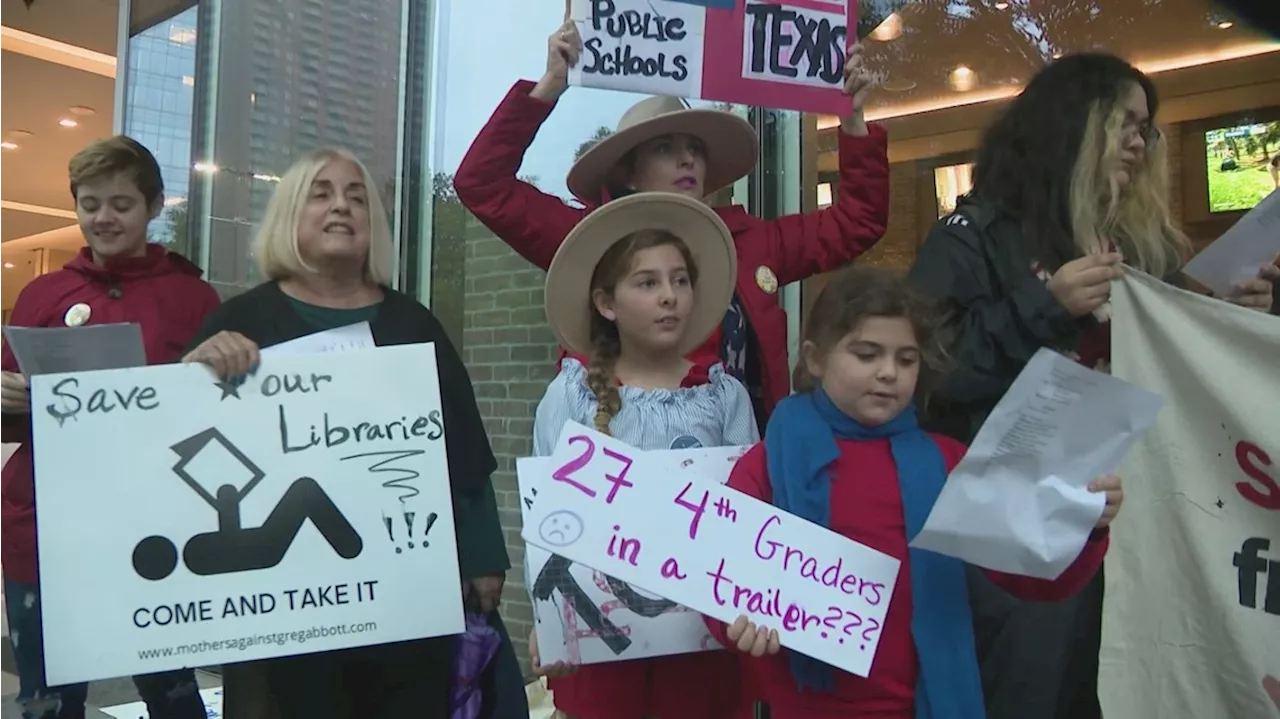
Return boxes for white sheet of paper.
[519,445,750,666]
[522,422,901,678]
[911,349,1164,579]
[260,322,376,357]
[1182,188,1280,296]
[2,324,146,376]
[2,443,18,470]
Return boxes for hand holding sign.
[840,43,872,135]
[523,422,902,678]
[535,19,584,102]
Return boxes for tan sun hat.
[566,95,759,206]
[544,192,738,358]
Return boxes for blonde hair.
[585,229,699,434]
[254,147,395,284]
[1068,100,1190,277]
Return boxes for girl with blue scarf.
[704,267,1124,719]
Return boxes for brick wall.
[460,212,557,677]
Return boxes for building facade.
[114,0,1280,677]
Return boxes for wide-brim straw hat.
[567,95,759,206]
[544,192,737,358]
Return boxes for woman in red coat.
[454,20,891,427]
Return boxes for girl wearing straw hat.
[454,21,886,431]
[528,191,760,719]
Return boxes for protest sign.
[519,446,749,665]
[30,344,463,684]
[1104,270,1280,718]
[568,0,856,114]
[522,422,900,677]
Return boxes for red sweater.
[1,245,219,584]
[706,437,1109,719]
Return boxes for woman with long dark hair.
[908,53,1276,719]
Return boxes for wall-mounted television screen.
[1205,121,1280,213]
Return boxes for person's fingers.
[766,628,781,655]
[735,623,758,653]
[1,372,26,390]
[726,615,748,643]
[1257,262,1280,281]
[1089,474,1121,492]
[750,625,773,657]
[1075,265,1122,288]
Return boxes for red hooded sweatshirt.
[1,244,220,584]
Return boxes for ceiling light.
[881,77,918,92]
[3,263,14,269]
[948,65,979,92]
[68,105,96,116]
[58,118,79,128]
[869,12,903,41]
[1217,21,1234,29]
[1,141,17,150]
[995,1,1009,8]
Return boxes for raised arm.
[762,42,889,285]
[453,24,589,271]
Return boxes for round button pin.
[64,303,91,327]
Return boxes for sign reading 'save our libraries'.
[567,0,856,114]
[31,344,463,684]
[522,422,900,678]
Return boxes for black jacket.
[908,198,1089,443]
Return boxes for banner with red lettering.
[567,0,856,114]
[1104,269,1280,718]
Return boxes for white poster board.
[31,344,464,684]
[1104,270,1280,718]
[519,445,748,665]
[567,0,706,98]
[522,422,901,678]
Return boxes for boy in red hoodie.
[0,136,219,719]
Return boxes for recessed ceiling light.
[949,65,979,92]
[58,118,79,128]
[881,77,918,92]
[1217,20,1234,29]
[869,12,903,42]
[68,106,96,116]
[995,1,1010,8]
[3,262,14,269]
[1,141,18,150]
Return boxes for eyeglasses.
[1123,118,1161,146]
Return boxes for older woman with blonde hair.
[184,148,511,719]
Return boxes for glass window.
[788,0,1279,303]
[164,0,409,298]
[124,6,201,251]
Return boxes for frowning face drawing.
[538,510,585,548]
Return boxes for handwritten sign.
[568,0,855,114]
[522,422,900,677]
[30,344,463,684]
[519,446,749,665]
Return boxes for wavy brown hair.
[793,267,948,399]
[586,230,699,434]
